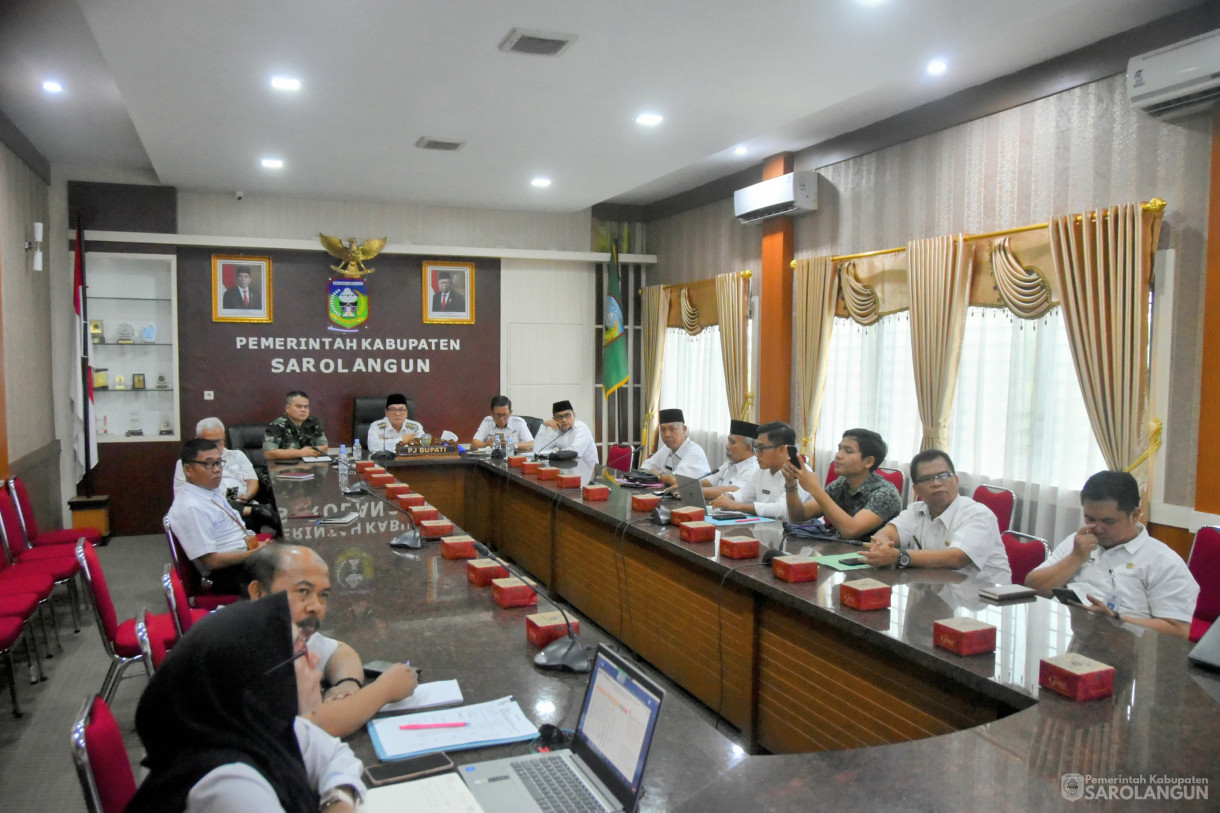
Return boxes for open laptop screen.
[572,645,665,806]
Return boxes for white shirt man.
[703,420,760,500]
[172,419,257,498]
[710,422,809,520]
[533,399,598,467]
[367,394,424,453]
[640,409,711,486]
[470,396,535,451]
[865,450,1012,584]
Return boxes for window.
[659,326,731,469]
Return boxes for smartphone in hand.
[787,445,802,469]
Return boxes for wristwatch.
[319,786,357,811]
[896,549,911,569]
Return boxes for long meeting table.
[273,453,1220,811]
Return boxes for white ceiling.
[0,0,1201,214]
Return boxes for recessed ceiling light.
[926,58,948,76]
[635,112,663,126]
[734,146,748,156]
[531,177,552,188]
[42,80,63,93]
[261,158,284,169]
[270,76,301,91]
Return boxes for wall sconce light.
[25,222,43,271]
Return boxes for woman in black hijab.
[126,592,363,812]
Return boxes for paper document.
[369,696,538,761]
[379,679,463,713]
[705,515,777,527]
[318,510,359,525]
[302,455,332,463]
[362,773,482,813]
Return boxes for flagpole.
[75,220,94,496]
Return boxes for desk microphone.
[533,426,571,459]
[472,541,590,673]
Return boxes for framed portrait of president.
[422,261,475,325]
[213,255,273,323]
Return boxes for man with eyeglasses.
[781,428,902,540]
[1024,470,1198,638]
[368,393,425,453]
[710,421,810,519]
[470,394,534,451]
[702,419,760,501]
[265,390,330,460]
[639,408,711,487]
[863,449,1011,583]
[532,399,598,466]
[168,438,273,594]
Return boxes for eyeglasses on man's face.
[913,470,955,485]
[754,443,783,454]
[187,459,224,471]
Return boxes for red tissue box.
[360,466,385,481]
[508,455,528,468]
[492,577,538,608]
[772,555,819,583]
[407,505,440,523]
[419,519,454,538]
[537,467,559,481]
[671,506,705,524]
[370,473,395,487]
[582,484,610,501]
[679,521,716,543]
[558,474,583,488]
[521,461,542,475]
[441,535,477,560]
[933,617,997,656]
[526,611,580,648]
[396,493,427,508]
[840,578,892,610]
[384,483,412,499]
[467,558,509,586]
[354,460,377,471]
[632,493,662,512]
[1039,653,1116,701]
[720,536,759,559]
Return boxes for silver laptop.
[1189,619,1220,670]
[460,644,665,813]
[672,474,747,520]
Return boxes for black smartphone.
[1052,587,1085,606]
[787,445,802,468]
[362,752,454,786]
[840,557,866,566]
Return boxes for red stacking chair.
[606,444,636,472]
[0,487,83,631]
[71,694,137,813]
[75,540,177,703]
[0,531,60,657]
[7,478,103,548]
[0,587,46,686]
[1002,531,1049,586]
[825,461,839,486]
[877,467,905,502]
[0,611,40,717]
[162,564,209,637]
[973,484,1017,535]
[135,607,173,678]
[163,517,240,610]
[1188,526,1220,643]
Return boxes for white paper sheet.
[369,696,538,760]
[362,773,483,813]
[379,679,464,713]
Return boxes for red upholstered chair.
[71,694,137,813]
[75,540,177,702]
[1002,531,1049,586]
[973,484,1017,535]
[135,607,173,678]
[0,531,61,657]
[0,613,39,717]
[0,487,82,631]
[877,467,905,503]
[0,588,45,687]
[824,461,839,486]
[606,444,638,472]
[7,478,103,548]
[163,516,240,611]
[162,564,209,637]
[1188,526,1220,643]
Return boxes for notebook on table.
[460,644,666,813]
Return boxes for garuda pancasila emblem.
[318,233,388,277]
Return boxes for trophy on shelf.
[113,374,126,390]
[125,411,143,437]
[93,368,108,390]
[90,320,105,344]
[158,413,174,436]
[155,375,169,390]
[116,323,135,344]
[141,323,156,343]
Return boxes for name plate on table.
[398,444,460,457]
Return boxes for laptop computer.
[671,474,748,520]
[1189,619,1220,671]
[460,644,666,813]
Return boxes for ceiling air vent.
[498,28,578,57]
[414,137,466,152]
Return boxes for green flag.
[603,240,629,397]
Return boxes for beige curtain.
[793,256,838,458]
[989,237,1054,319]
[908,235,973,451]
[839,260,882,325]
[1048,203,1157,478]
[715,271,753,422]
[641,284,671,456]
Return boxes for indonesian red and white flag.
[72,226,98,475]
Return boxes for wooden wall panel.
[495,484,554,585]
[393,466,465,529]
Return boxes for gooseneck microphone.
[532,424,572,459]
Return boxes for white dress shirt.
[306,632,340,672]
[707,455,759,496]
[172,448,257,498]
[888,495,1012,584]
[473,415,534,445]
[1045,525,1199,623]
[640,437,711,480]
[532,420,599,467]
[750,466,809,520]
[185,717,365,813]
[167,482,252,571]
[367,417,425,453]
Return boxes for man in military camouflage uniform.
[264,390,329,460]
[368,393,424,453]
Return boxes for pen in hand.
[399,722,466,730]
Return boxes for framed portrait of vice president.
[213,255,273,323]
[422,261,475,325]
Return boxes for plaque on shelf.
[126,412,143,437]
[113,375,126,390]
[155,375,169,389]
[116,323,135,344]
[90,320,105,344]
[141,323,156,343]
[133,374,146,390]
[93,368,108,390]
[159,416,174,436]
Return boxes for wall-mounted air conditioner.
[733,170,817,224]
[1128,28,1220,119]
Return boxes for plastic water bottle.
[353,438,362,462]
[338,443,351,491]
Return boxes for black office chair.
[226,424,268,469]
[519,415,544,437]
[353,396,417,448]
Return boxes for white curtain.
[659,326,730,471]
